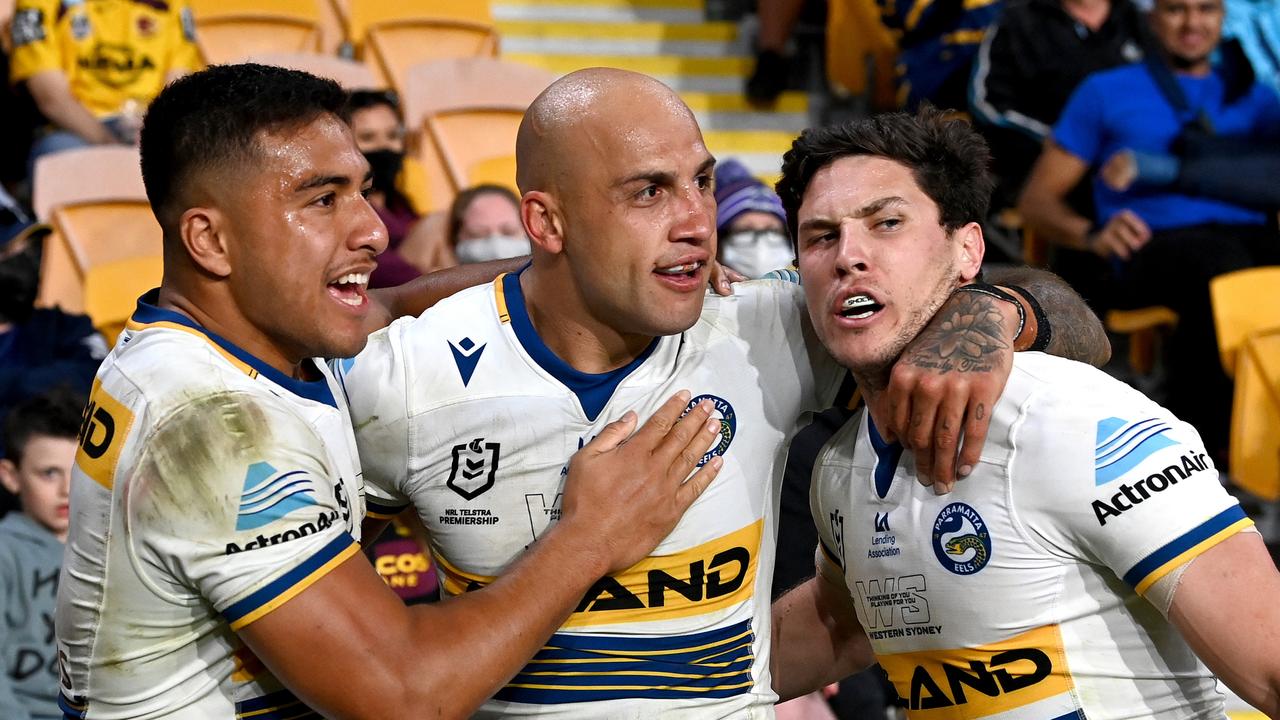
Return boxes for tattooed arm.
[884,267,1109,491]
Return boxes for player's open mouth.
[654,261,705,278]
[840,293,883,320]
[327,272,370,307]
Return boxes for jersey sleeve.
[1051,75,1107,165]
[335,321,412,519]
[129,391,361,631]
[1013,387,1253,602]
[9,0,63,84]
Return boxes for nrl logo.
[448,438,501,500]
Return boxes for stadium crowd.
[1,0,1279,718]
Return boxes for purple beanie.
[714,159,787,234]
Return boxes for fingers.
[709,263,734,296]
[956,397,991,482]
[883,371,915,444]
[928,391,968,494]
[675,455,723,508]
[657,400,716,470]
[630,390,692,447]
[583,411,637,455]
[907,385,939,487]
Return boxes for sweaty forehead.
[248,115,365,191]
[801,156,921,214]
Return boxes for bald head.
[515,68,697,194]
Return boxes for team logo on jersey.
[932,503,991,575]
[681,394,736,466]
[448,337,486,387]
[235,462,318,531]
[11,9,45,47]
[447,438,500,500]
[1095,416,1177,486]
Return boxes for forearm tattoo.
[901,292,1010,374]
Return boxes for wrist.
[1003,284,1052,352]
[951,282,1025,346]
[541,514,611,579]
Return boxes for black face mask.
[0,238,40,325]
[363,149,405,197]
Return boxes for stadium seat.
[1209,266,1280,378]
[32,146,147,220]
[344,0,498,94]
[468,155,518,194]
[84,255,164,345]
[401,58,555,212]
[1228,328,1280,502]
[188,0,343,64]
[246,52,380,89]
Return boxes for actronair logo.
[225,510,340,554]
[1095,417,1177,486]
[1092,451,1210,526]
[235,462,317,531]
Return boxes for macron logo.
[449,337,485,387]
[236,462,317,531]
[1095,417,1176,486]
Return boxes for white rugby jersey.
[340,271,844,718]
[56,292,365,719]
[812,353,1251,720]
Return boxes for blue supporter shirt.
[1053,62,1280,230]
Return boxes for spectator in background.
[1019,0,1280,461]
[713,159,793,277]
[9,0,199,167]
[447,184,530,264]
[0,388,80,720]
[879,0,1003,109]
[745,0,805,105]
[342,90,422,289]
[970,0,1154,207]
[0,225,106,427]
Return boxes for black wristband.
[1004,284,1052,352]
[951,282,1026,344]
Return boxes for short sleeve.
[335,322,412,519]
[1015,394,1253,601]
[129,392,361,631]
[9,0,62,84]
[1051,75,1108,165]
[168,1,201,74]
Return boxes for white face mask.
[719,230,793,279]
[455,234,531,264]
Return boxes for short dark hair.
[341,89,402,125]
[3,388,85,464]
[448,184,521,246]
[775,107,994,242]
[140,63,348,240]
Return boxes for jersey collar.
[128,290,338,409]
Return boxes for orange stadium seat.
[246,52,380,89]
[31,147,161,315]
[401,57,554,213]
[1210,266,1280,378]
[1227,328,1280,502]
[187,0,344,64]
[468,155,518,194]
[84,255,164,345]
[345,0,498,94]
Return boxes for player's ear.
[0,458,19,495]
[954,221,985,282]
[522,191,565,255]
[178,205,232,278]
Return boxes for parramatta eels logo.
[932,502,992,575]
[681,394,736,466]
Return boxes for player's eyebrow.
[797,196,908,234]
[294,173,358,193]
[615,155,717,189]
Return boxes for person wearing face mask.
[341,90,424,288]
[713,159,794,278]
[447,184,532,264]
[0,225,107,432]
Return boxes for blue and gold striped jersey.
[341,271,845,718]
[813,353,1248,719]
[55,291,366,719]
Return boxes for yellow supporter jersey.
[10,0,200,117]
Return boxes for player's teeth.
[657,262,699,275]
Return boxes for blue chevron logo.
[235,462,317,531]
[449,337,486,387]
[1094,417,1177,486]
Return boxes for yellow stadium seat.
[468,155,518,194]
[401,57,555,212]
[1210,266,1280,378]
[195,16,322,66]
[341,0,497,93]
[32,146,147,220]
[1227,328,1280,501]
[37,202,163,315]
[84,255,165,345]
[246,52,380,89]
[344,0,491,48]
